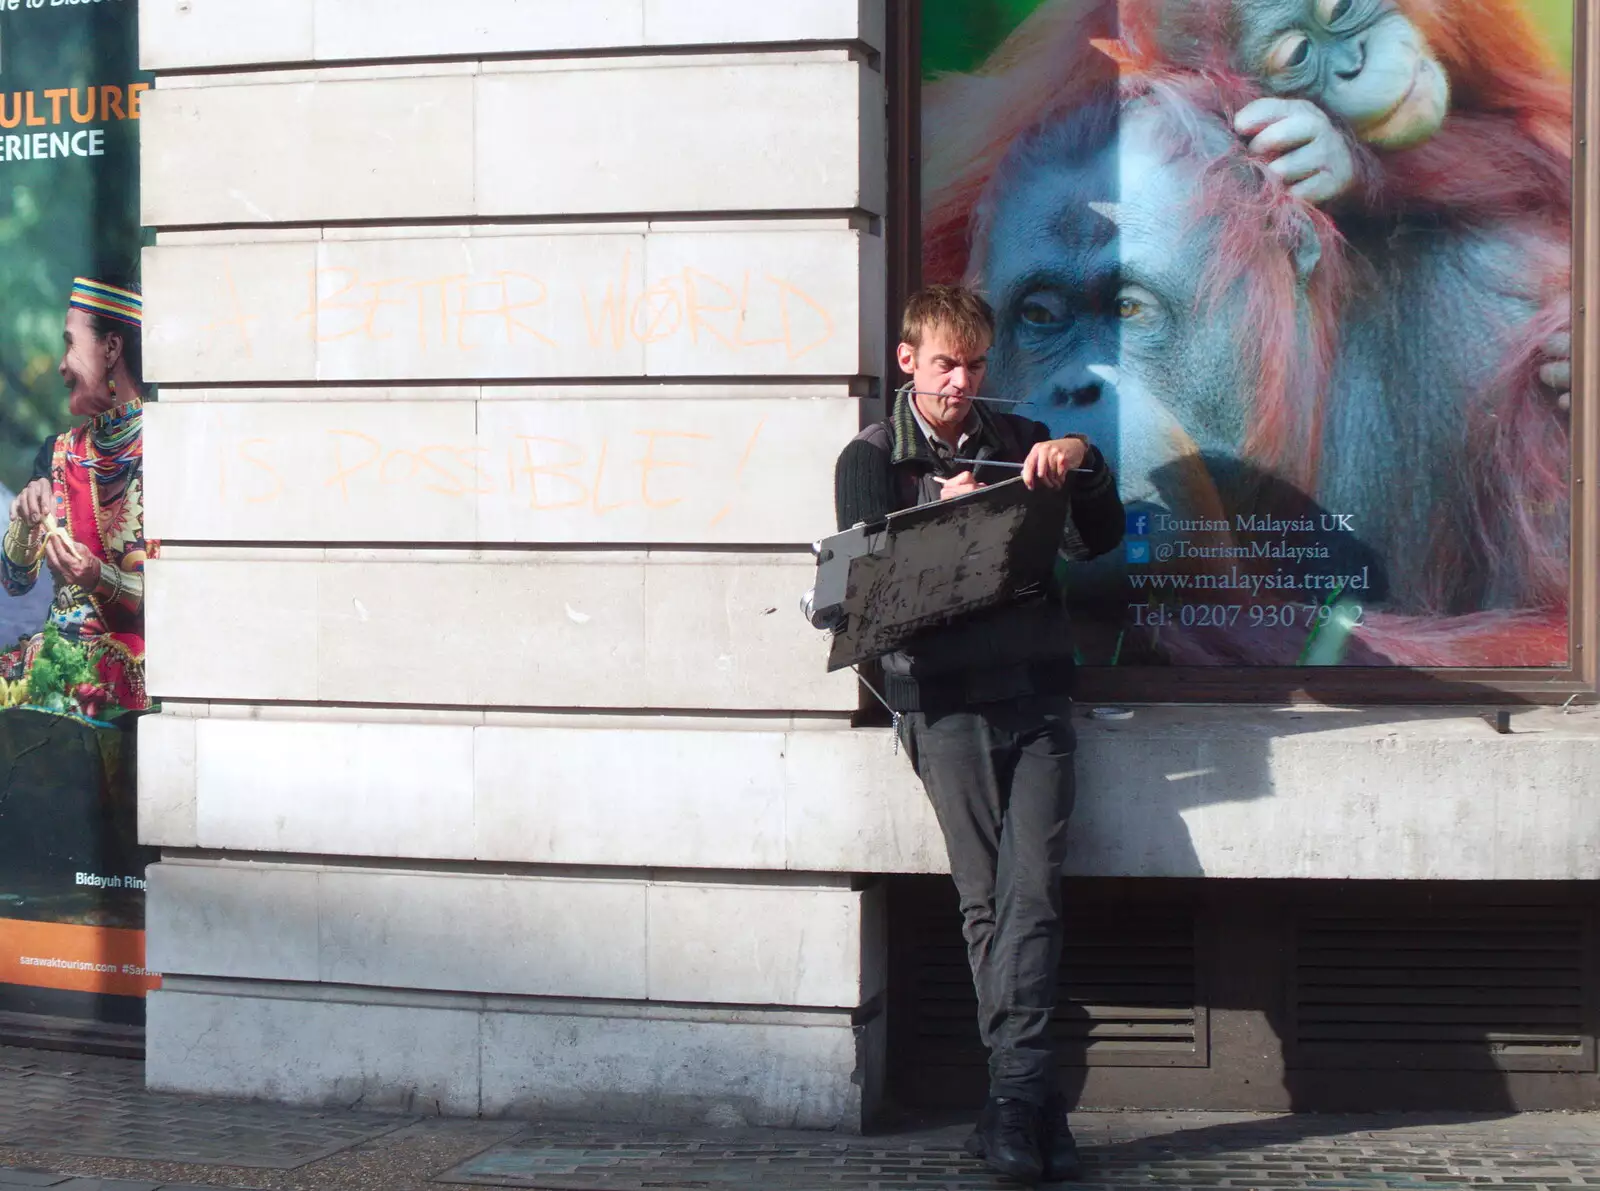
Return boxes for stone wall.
[138,0,889,1128]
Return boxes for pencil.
[951,457,1095,473]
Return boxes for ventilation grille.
[895,894,1204,1104]
[1292,913,1594,1072]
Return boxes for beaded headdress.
[68,277,142,329]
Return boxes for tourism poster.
[0,0,157,1036]
[921,0,1575,668]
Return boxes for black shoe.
[965,1096,1043,1182]
[1039,1098,1081,1182]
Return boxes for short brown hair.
[900,284,994,354]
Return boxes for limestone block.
[137,713,198,848]
[317,870,648,998]
[145,557,321,702]
[144,401,479,544]
[642,230,880,377]
[141,0,315,70]
[475,59,878,218]
[1066,729,1237,878]
[146,982,871,1128]
[141,76,475,226]
[139,712,1020,874]
[780,727,944,874]
[142,228,877,384]
[141,0,882,68]
[140,857,874,1009]
[193,720,478,858]
[313,234,645,381]
[146,394,848,546]
[1491,741,1600,878]
[314,0,644,61]
[1061,708,1600,880]
[150,715,806,867]
[646,883,871,1008]
[143,59,876,229]
[641,555,840,710]
[473,724,789,868]
[160,385,483,403]
[142,241,318,385]
[644,0,883,48]
[312,556,649,708]
[479,1003,865,1128]
[146,863,320,982]
[146,986,483,1114]
[471,396,850,544]
[1164,730,1502,881]
[147,553,848,710]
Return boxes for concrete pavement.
[2,1045,1597,1190]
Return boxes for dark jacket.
[833,385,1125,713]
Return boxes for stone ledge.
[141,705,1600,881]
[145,862,885,1009]
[146,980,880,1131]
[141,1,885,73]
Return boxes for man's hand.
[1021,436,1090,490]
[939,470,985,501]
[44,534,99,589]
[10,478,51,526]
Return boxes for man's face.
[898,324,991,437]
[59,308,117,417]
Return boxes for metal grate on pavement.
[0,1050,410,1170]
[438,1127,1600,1191]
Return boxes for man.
[0,277,147,718]
[834,285,1124,1183]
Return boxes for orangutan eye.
[1114,285,1163,325]
[1018,291,1069,327]
[1266,32,1312,75]
[1316,0,1353,24]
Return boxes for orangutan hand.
[1235,98,1356,206]
[1022,436,1090,490]
[44,533,99,589]
[10,478,51,527]
[1538,330,1571,415]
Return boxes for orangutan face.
[982,103,1252,516]
[1238,0,1450,148]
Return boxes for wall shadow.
[877,685,1598,1155]
[873,481,1592,1137]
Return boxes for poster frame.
[884,0,1600,704]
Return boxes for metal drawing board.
[810,478,1069,671]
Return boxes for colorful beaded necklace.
[70,397,143,484]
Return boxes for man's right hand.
[939,471,985,500]
[10,478,50,526]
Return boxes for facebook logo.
[1126,510,1151,537]
[1125,540,1151,565]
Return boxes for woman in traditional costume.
[0,278,146,718]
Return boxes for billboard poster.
[921,0,1575,668]
[0,0,157,1037]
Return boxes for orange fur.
[921,0,1574,668]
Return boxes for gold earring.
[108,378,117,400]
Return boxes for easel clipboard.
[809,478,1069,672]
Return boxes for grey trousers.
[900,694,1077,1105]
